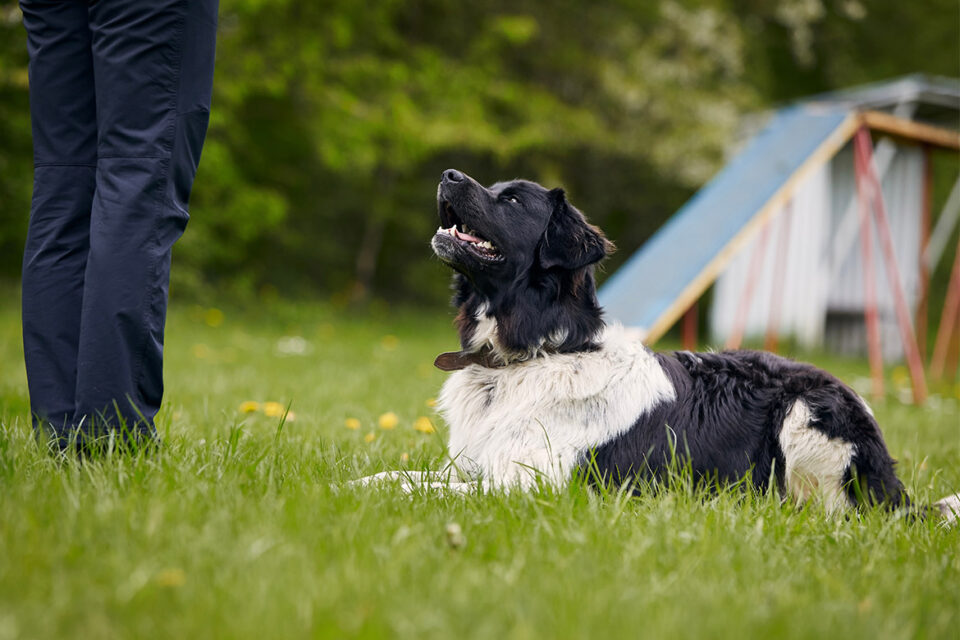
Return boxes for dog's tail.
[899,493,960,524]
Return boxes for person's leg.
[74,0,218,438]
[19,0,97,442]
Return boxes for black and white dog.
[361,169,958,519]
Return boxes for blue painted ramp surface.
[598,103,850,335]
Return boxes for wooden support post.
[853,129,885,400]
[765,200,793,353]
[855,128,928,404]
[916,145,932,362]
[682,302,698,351]
[947,324,960,381]
[931,233,960,380]
[726,223,771,350]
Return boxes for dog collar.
[434,346,506,371]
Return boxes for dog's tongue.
[453,227,483,243]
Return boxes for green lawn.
[1,297,958,639]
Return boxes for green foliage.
[185,0,760,300]
[0,4,32,278]
[0,0,957,302]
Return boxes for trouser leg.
[74,0,218,436]
[19,0,97,438]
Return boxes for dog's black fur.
[593,350,904,507]
[434,169,909,509]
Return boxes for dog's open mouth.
[437,201,503,261]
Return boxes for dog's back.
[588,348,907,512]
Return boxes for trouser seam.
[95,155,168,160]
[34,163,97,168]
[128,0,188,425]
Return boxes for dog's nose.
[442,169,464,183]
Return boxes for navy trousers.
[20,0,218,442]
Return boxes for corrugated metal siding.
[710,163,831,348]
[826,143,922,312]
[710,138,923,360]
[824,142,922,359]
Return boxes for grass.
[0,296,958,639]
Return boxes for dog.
[359,168,959,520]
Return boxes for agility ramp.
[598,103,858,343]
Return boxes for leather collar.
[434,345,507,371]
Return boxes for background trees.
[0,0,957,305]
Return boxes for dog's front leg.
[351,470,479,494]
[350,470,432,489]
[416,480,479,494]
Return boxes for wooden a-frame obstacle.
[600,81,960,404]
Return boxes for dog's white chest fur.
[437,325,675,489]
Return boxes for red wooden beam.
[853,130,885,400]
[855,128,928,404]
[916,145,932,363]
[681,302,698,351]
[765,200,793,353]
[726,222,772,350]
[947,324,960,381]
[931,232,960,380]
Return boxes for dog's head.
[431,169,614,361]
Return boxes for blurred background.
[1,0,957,311]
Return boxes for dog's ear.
[538,189,614,271]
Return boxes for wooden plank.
[916,146,932,362]
[681,303,698,351]
[854,129,887,400]
[931,233,960,379]
[861,110,960,150]
[643,112,861,344]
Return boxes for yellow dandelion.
[400,452,410,462]
[381,335,399,350]
[425,397,437,408]
[891,366,909,387]
[263,401,285,417]
[378,411,399,430]
[204,307,224,327]
[414,416,436,434]
[364,432,376,443]
[344,417,361,430]
[191,343,211,359]
[239,401,260,414]
[155,568,186,588]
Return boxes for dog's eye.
[504,195,519,204]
